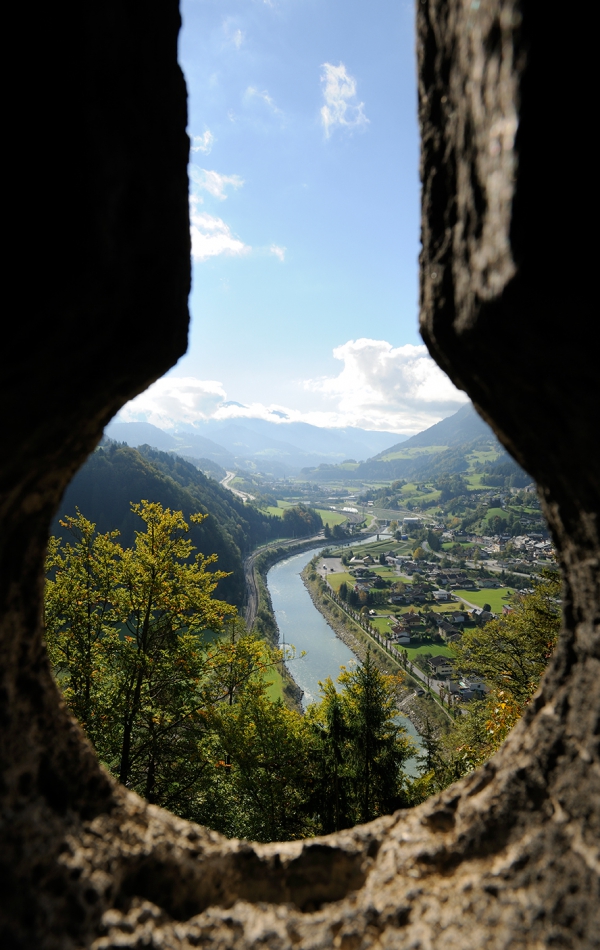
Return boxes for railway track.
[243,534,325,628]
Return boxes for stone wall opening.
[1,1,597,947]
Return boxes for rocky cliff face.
[1,1,597,947]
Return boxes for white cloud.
[189,199,250,261]
[304,339,468,432]
[269,244,286,261]
[118,378,228,427]
[223,19,244,49]
[320,62,369,138]
[117,341,467,435]
[245,86,283,118]
[191,131,214,155]
[189,166,244,200]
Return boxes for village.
[314,511,557,707]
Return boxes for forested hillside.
[53,443,290,606]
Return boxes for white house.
[428,655,454,677]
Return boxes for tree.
[206,683,316,841]
[451,571,561,703]
[282,504,323,538]
[305,678,353,833]
[46,506,419,839]
[45,502,235,809]
[338,651,413,823]
[44,513,124,746]
[427,530,441,552]
[306,655,413,829]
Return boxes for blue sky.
[121,0,467,434]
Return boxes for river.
[266,547,423,776]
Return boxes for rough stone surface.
[1,1,598,947]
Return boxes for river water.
[266,547,423,776]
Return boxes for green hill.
[375,403,494,457]
[53,443,287,607]
[302,404,529,484]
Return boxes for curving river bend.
[266,547,423,776]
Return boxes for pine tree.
[337,650,413,824]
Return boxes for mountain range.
[104,418,406,476]
[104,404,528,485]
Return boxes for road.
[220,471,255,502]
[243,534,325,628]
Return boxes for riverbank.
[249,538,326,711]
[300,559,449,738]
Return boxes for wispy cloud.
[269,244,286,261]
[189,198,250,261]
[223,18,244,49]
[320,62,369,138]
[245,86,284,118]
[190,166,244,200]
[190,131,214,155]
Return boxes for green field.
[370,613,399,633]
[379,445,447,462]
[465,473,486,489]
[481,507,511,529]
[402,643,454,659]
[314,508,348,527]
[330,538,413,559]
[467,449,502,467]
[264,666,284,702]
[328,571,355,592]
[454,587,515,613]
[264,504,347,529]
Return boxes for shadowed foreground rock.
[1,1,598,947]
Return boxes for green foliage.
[45,513,415,841]
[45,503,235,806]
[426,529,441,552]
[306,652,414,830]
[205,684,316,841]
[451,571,561,702]
[281,504,323,537]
